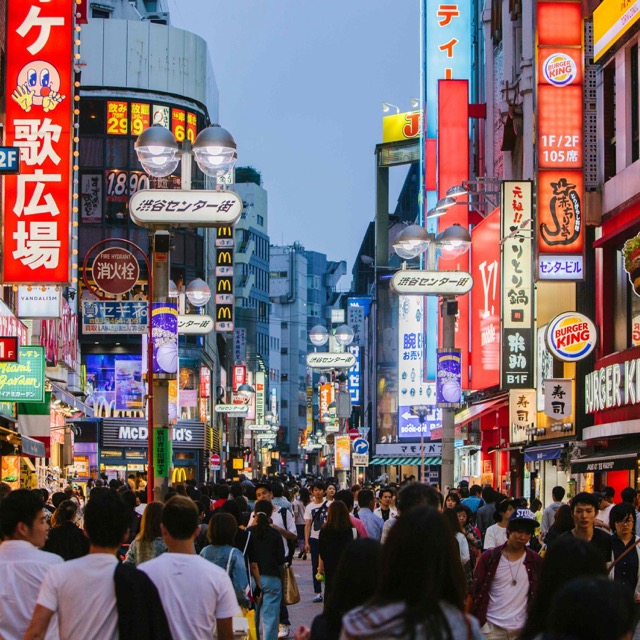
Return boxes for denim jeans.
[256,574,282,640]
[309,537,322,594]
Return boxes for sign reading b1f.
[129,190,243,228]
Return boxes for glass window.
[257,214,264,226]
[106,138,129,168]
[79,137,104,168]
[80,100,105,134]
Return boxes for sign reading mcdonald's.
[216,226,234,331]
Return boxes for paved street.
[287,555,324,634]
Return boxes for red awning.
[455,396,507,427]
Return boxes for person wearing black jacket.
[43,500,89,561]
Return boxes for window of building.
[603,62,617,181]
[281,373,288,382]
[281,321,288,329]
[631,43,639,164]
[257,214,264,226]
[281,347,288,355]
[298,406,306,418]
[92,8,110,18]
[281,400,288,408]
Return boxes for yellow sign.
[232,458,244,470]
[335,435,351,471]
[594,0,640,61]
[382,110,422,144]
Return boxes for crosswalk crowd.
[0,475,638,640]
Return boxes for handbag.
[280,562,301,605]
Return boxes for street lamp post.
[132,123,237,499]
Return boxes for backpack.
[280,507,296,564]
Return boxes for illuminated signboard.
[215,226,234,332]
[171,108,186,142]
[382,111,422,144]
[348,346,361,406]
[107,101,128,135]
[536,0,585,280]
[130,102,151,135]
[594,0,640,62]
[4,0,73,284]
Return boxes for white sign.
[509,388,536,444]
[306,352,357,369]
[537,324,554,408]
[391,271,473,296]
[177,314,214,335]
[215,404,249,414]
[255,371,266,424]
[129,190,243,228]
[375,442,442,456]
[325,425,340,432]
[352,452,369,466]
[539,255,584,280]
[543,378,573,419]
[17,286,61,318]
[545,312,597,362]
[248,424,270,431]
[117,425,193,442]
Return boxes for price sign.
[130,102,151,136]
[171,109,186,142]
[107,101,128,135]
[187,112,197,143]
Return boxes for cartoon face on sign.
[12,60,65,112]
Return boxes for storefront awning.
[21,435,46,458]
[455,395,508,427]
[524,444,564,463]
[50,382,94,418]
[369,457,441,466]
[571,448,638,473]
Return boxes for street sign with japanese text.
[91,248,139,296]
[306,352,357,369]
[177,314,214,335]
[214,404,248,414]
[543,378,573,419]
[391,271,473,296]
[129,189,243,228]
[0,346,45,403]
[509,388,536,444]
[153,427,172,477]
[3,0,74,284]
[82,300,148,334]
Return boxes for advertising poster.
[151,302,178,374]
[114,360,143,411]
[85,355,144,417]
[81,174,103,223]
[335,435,351,471]
[130,102,151,135]
[436,350,462,406]
[1,456,20,489]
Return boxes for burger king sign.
[546,312,597,362]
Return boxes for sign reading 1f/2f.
[540,136,581,164]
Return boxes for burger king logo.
[543,53,577,87]
[546,312,597,362]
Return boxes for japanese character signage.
[436,349,462,406]
[471,208,501,390]
[545,312,597,362]
[177,314,214,335]
[255,371,265,425]
[391,270,473,296]
[537,325,554,407]
[536,0,585,280]
[171,109,186,142]
[509,388,536,444]
[215,226,234,332]
[306,353,357,369]
[129,189,243,228]
[82,300,148,334]
[234,328,247,362]
[232,366,246,392]
[130,102,151,136]
[106,101,128,135]
[4,0,74,284]
[347,304,364,348]
[319,383,334,424]
[153,427,172,478]
[200,367,211,399]
[80,174,102,223]
[0,346,45,403]
[348,346,361,406]
[501,181,534,389]
[91,248,139,296]
[543,378,573,419]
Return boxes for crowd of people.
[0,475,639,640]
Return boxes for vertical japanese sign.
[319,383,333,423]
[80,174,102,223]
[348,346,361,406]
[501,181,534,389]
[215,227,234,332]
[154,427,172,477]
[255,371,265,424]
[347,304,364,347]
[171,108,186,142]
[509,388,536,444]
[232,366,246,392]
[471,208,501,390]
[187,112,198,143]
[130,102,151,136]
[536,0,585,280]
[543,378,573,420]
[106,101,128,135]
[4,0,74,284]
[234,328,246,362]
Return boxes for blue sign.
[0,147,20,173]
[353,438,369,455]
[436,349,462,406]
[348,346,361,406]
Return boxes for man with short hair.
[477,487,498,538]
[472,509,543,639]
[562,491,612,564]
[304,481,329,603]
[380,482,441,543]
[139,496,238,640]
[595,486,616,531]
[356,489,384,541]
[462,484,484,514]
[540,485,565,537]
[26,490,170,640]
[334,490,368,539]
[620,486,640,536]
[0,490,62,640]
[374,487,397,522]
[271,481,292,511]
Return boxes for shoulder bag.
[281,561,301,605]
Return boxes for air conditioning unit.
[145,11,169,23]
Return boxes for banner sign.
[335,435,351,471]
[4,0,74,284]
[347,303,365,347]
[82,300,148,334]
[215,226,234,331]
[232,366,246,392]
[151,302,178,374]
[0,346,45,403]
[255,371,265,424]
[18,286,62,318]
[543,378,573,419]
[234,328,246,362]
[509,388,536,444]
[594,0,640,61]
[436,349,462,406]
[348,346,361,406]
[501,181,535,389]
[319,383,334,423]
[153,427,172,477]
[536,0,585,280]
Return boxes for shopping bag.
[242,607,257,640]
[280,563,301,605]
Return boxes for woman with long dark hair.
[248,498,285,640]
[294,487,310,559]
[123,501,167,566]
[43,500,89,560]
[341,506,483,639]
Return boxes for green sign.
[0,346,45,403]
[154,427,172,477]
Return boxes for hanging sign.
[509,388,536,444]
[153,427,172,477]
[543,378,573,419]
[91,248,140,296]
[545,312,597,362]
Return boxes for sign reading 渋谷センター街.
[3,0,74,284]
[536,0,585,280]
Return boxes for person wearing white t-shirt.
[595,487,616,532]
[484,497,516,550]
[0,490,63,640]
[139,495,239,640]
[25,489,170,640]
[471,509,543,640]
[303,482,330,603]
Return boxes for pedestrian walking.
[123,501,167,567]
[476,486,497,539]
[561,491,612,564]
[248,499,285,640]
[444,491,461,509]
[293,487,309,559]
[334,489,368,538]
[455,503,482,567]
[26,489,171,640]
[0,490,63,640]
[139,496,238,640]
[373,487,397,522]
[43,499,90,561]
[304,481,329,603]
[443,507,471,588]
[483,496,516,549]
[341,506,483,639]
[541,504,573,548]
[461,485,484,514]
[356,489,384,540]
[318,501,356,603]
[540,486,565,538]
[471,508,543,639]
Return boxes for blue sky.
[167,0,419,279]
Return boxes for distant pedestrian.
[293,487,309,558]
[444,491,461,510]
[123,501,167,567]
[483,497,516,550]
[462,484,484,514]
[356,489,384,541]
[540,486,565,537]
[380,482,441,543]
[476,486,497,539]
[334,489,368,538]
[374,487,397,522]
[43,499,90,561]
[542,504,573,547]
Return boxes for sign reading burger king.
[546,312,597,362]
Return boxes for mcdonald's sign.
[215,227,234,331]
